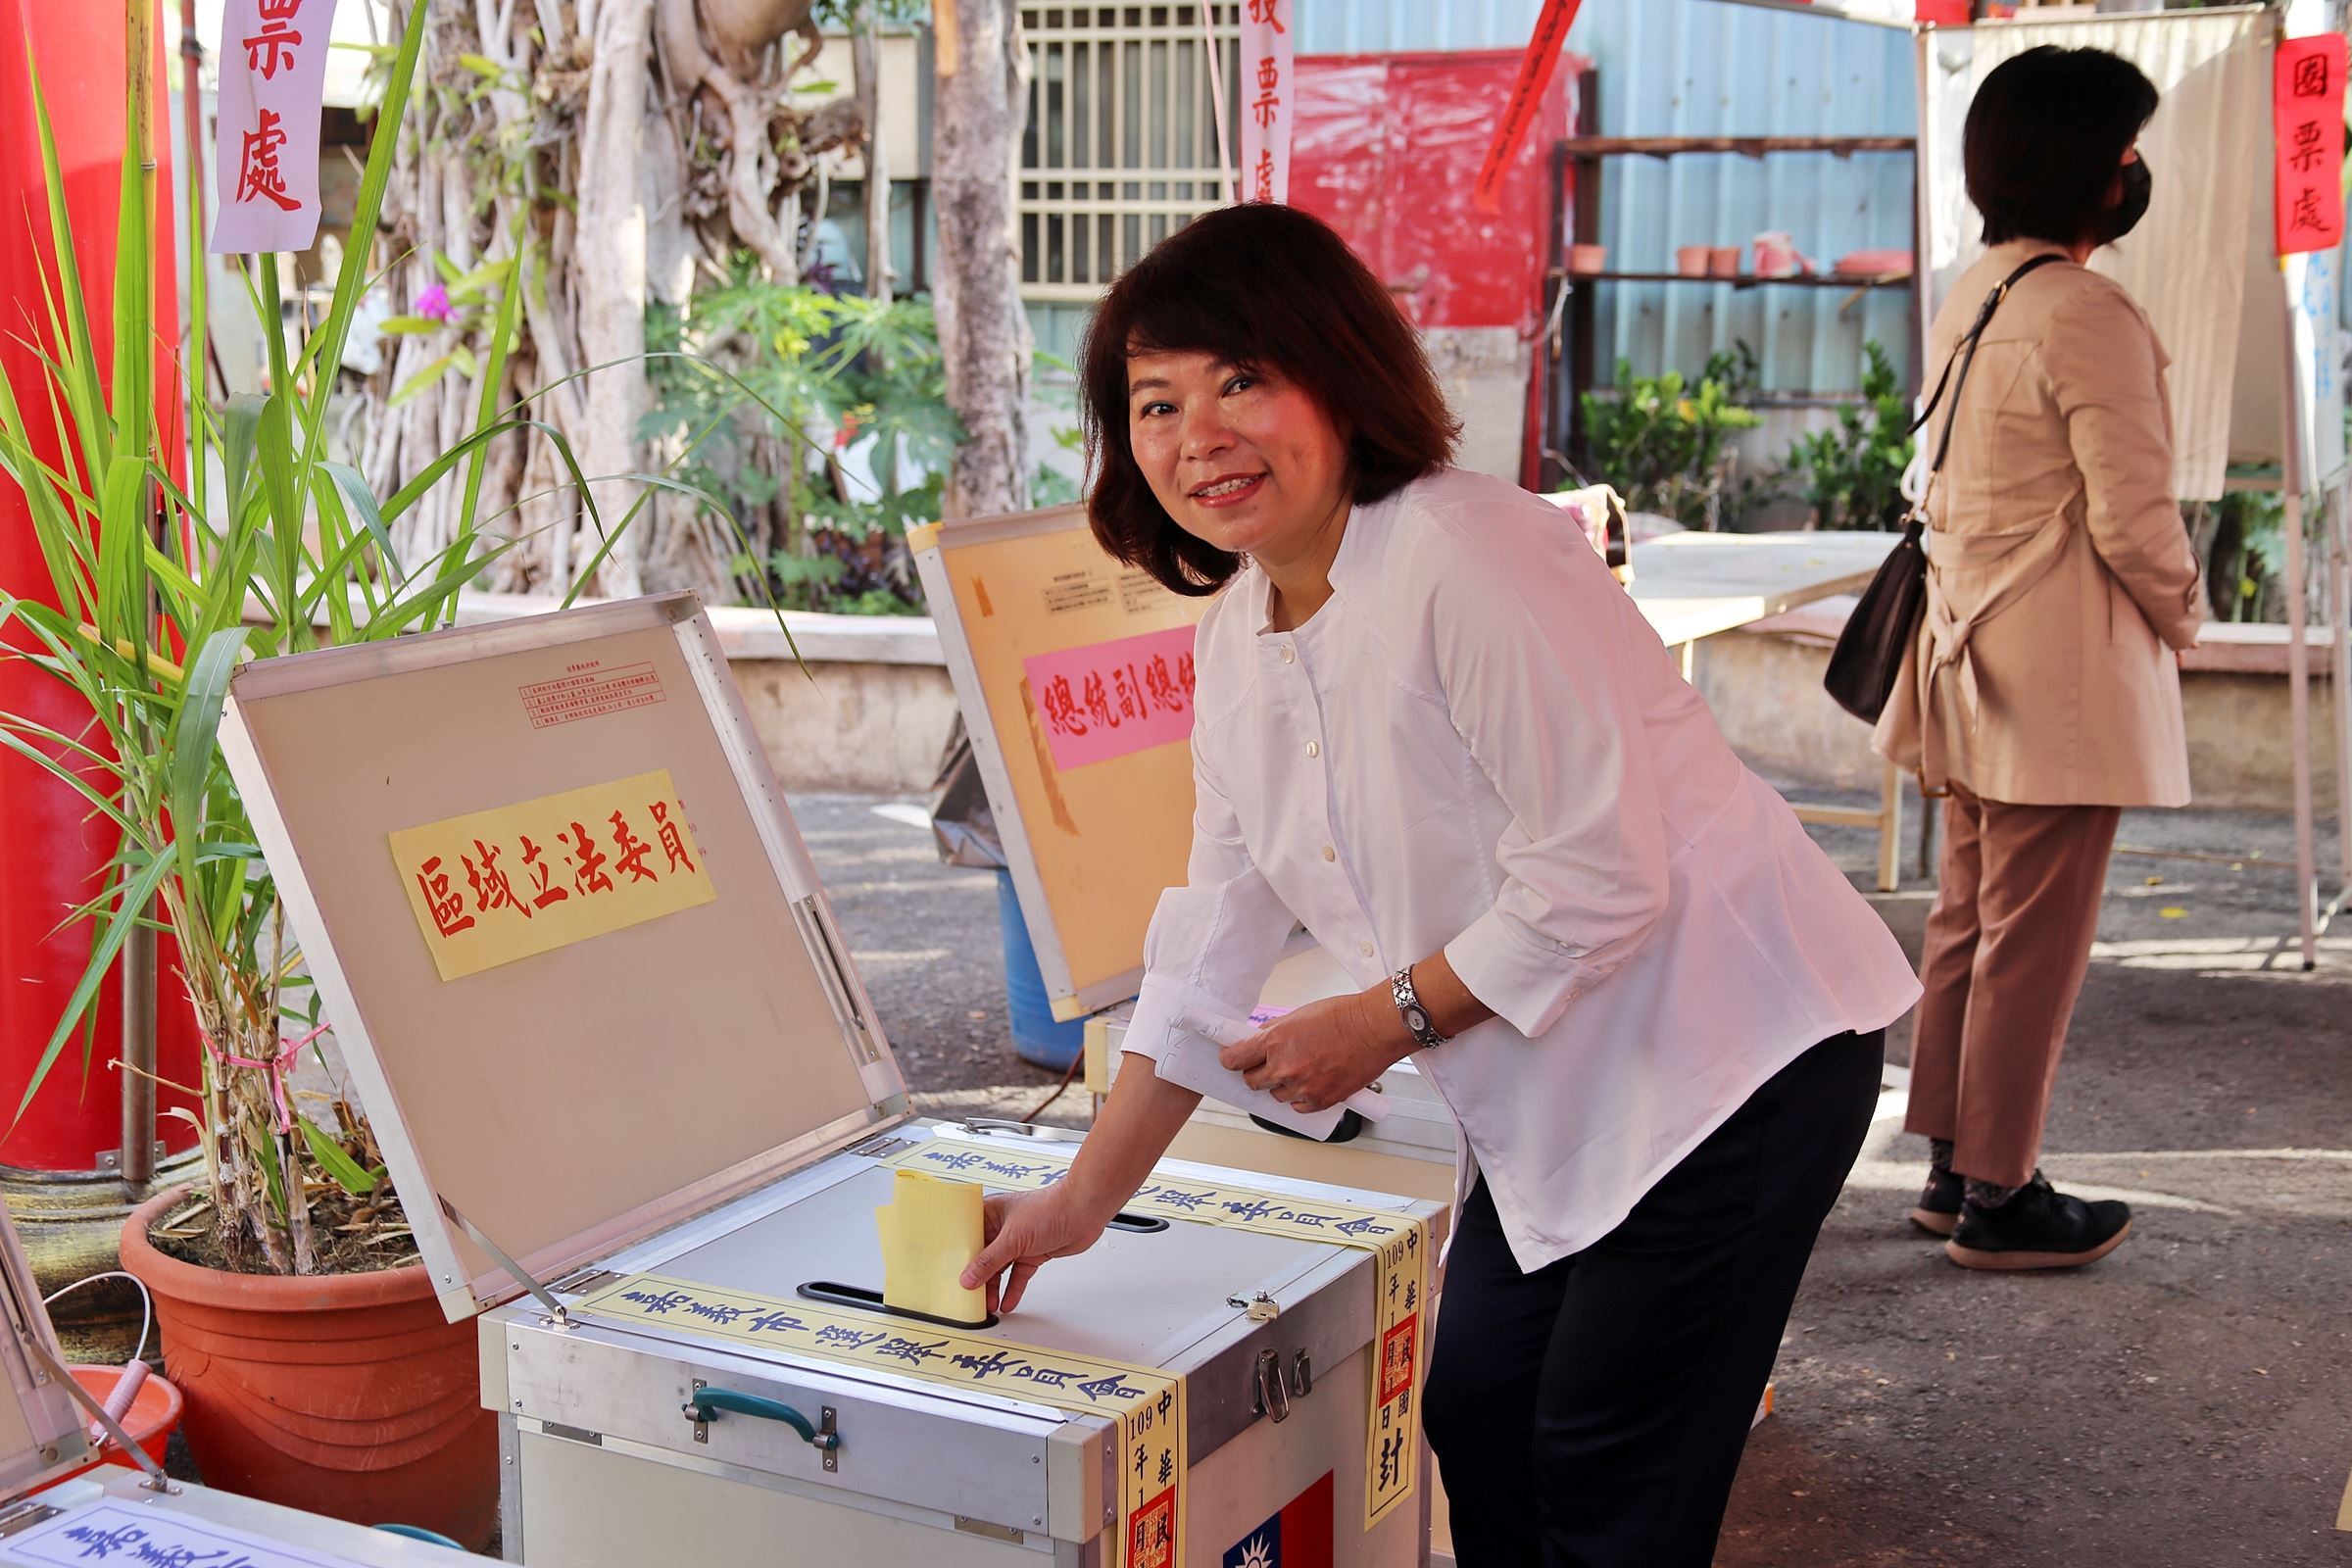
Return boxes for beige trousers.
[1902,782,2121,1189]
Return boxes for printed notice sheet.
[3,1499,368,1568]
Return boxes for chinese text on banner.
[1241,0,1294,204]
[212,0,342,255]
[2275,33,2348,257]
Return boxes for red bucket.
[58,1365,183,1477]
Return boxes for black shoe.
[1909,1166,1962,1237]
[1944,1172,2132,1271]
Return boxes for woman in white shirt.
[961,203,1921,1567]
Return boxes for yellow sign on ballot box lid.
[387,768,715,982]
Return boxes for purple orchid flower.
[414,281,455,322]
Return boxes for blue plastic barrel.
[997,871,1088,1070]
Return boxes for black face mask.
[2100,157,2152,243]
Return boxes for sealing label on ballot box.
[575,1271,1186,1568]
[872,1138,1428,1532]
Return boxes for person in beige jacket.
[1875,46,2204,1271]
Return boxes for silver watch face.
[1405,1005,1431,1035]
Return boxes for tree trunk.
[365,0,871,606]
[933,0,1031,521]
[854,5,891,306]
[574,0,658,597]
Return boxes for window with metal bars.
[1018,4,1242,303]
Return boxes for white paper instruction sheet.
[2,1499,369,1568]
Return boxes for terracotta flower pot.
[118,1189,496,1550]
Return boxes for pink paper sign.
[1024,625,1200,771]
[211,0,341,255]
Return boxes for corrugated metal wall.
[1299,0,1921,396]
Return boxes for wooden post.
[2280,268,2320,969]
[2333,474,2352,891]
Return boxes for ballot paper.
[2,1499,366,1568]
[877,1168,987,1324]
[1149,1004,1390,1141]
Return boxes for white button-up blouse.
[1119,466,1922,1272]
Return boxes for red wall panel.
[1290,48,1576,332]
[0,4,202,1172]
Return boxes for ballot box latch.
[1250,1349,1291,1425]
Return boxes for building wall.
[1299,0,1922,397]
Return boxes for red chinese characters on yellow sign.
[2276,33,2348,257]
[390,770,715,982]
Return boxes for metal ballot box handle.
[683,1382,842,1472]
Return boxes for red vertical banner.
[2275,32,2348,257]
[1472,0,1585,213]
[0,4,203,1171]
[1239,0,1294,204]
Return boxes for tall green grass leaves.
[26,62,105,502]
[451,249,526,620]
[295,0,426,472]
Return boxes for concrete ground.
[789,786,2352,1567]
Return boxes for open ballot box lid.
[0,1205,98,1503]
[221,595,1445,1558]
[909,509,1460,1163]
[0,1204,495,1563]
[220,593,905,1322]
[908,506,1203,1021]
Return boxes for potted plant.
[0,6,721,1547]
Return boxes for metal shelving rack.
[1538,93,1922,489]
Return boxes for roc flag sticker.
[1224,1473,1334,1568]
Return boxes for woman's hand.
[959,1184,1108,1314]
[1218,989,1414,1115]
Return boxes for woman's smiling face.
[1124,348,1352,570]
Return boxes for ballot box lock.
[1227,1290,1280,1322]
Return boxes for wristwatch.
[1390,965,1448,1052]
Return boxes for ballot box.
[218,594,1446,1567]
[0,1204,500,1566]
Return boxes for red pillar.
[0,2,202,1173]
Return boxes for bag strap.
[1905,253,2067,524]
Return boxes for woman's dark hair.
[1965,46,2159,246]
[1079,203,1459,595]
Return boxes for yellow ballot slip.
[877,1169,988,1325]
